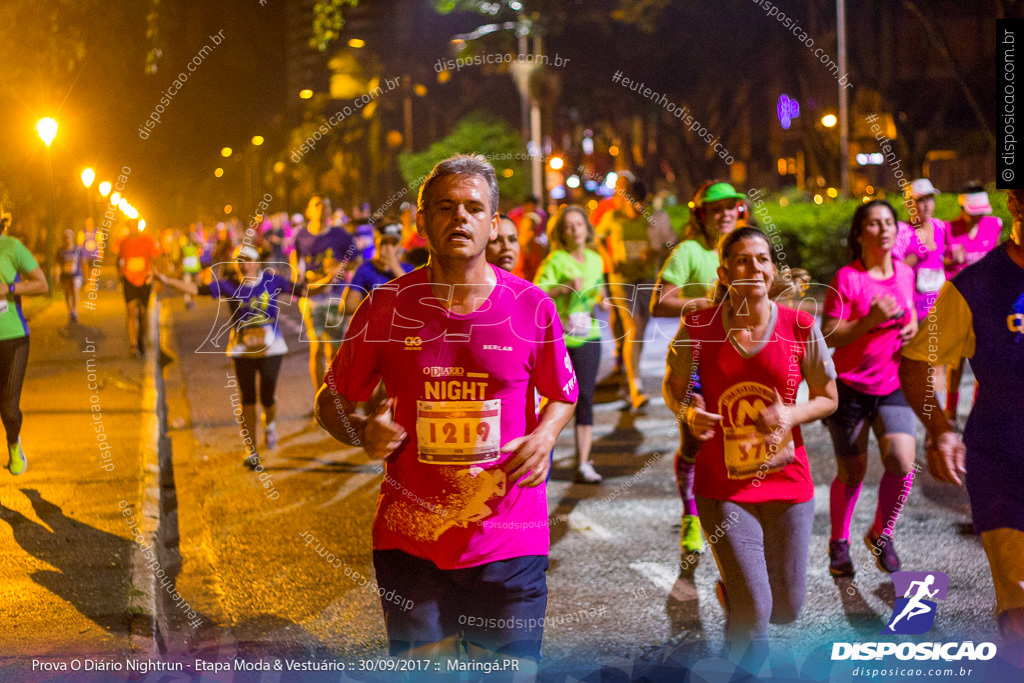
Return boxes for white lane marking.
[629,561,678,593]
[813,484,831,514]
[568,510,613,539]
[317,472,381,510]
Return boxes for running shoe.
[7,440,26,475]
[680,514,704,554]
[264,421,278,450]
[630,393,650,413]
[575,461,602,484]
[243,451,262,470]
[865,532,901,573]
[828,539,855,577]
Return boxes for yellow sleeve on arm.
[901,282,975,365]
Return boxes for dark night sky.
[0,0,1004,229]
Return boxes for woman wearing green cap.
[652,180,746,555]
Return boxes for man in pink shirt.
[315,155,577,670]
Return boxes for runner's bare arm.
[822,295,902,348]
[899,358,966,485]
[662,373,690,418]
[767,379,838,430]
[1,267,47,296]
[650,281,711,317]
[154,271,199,295]
[502,400,575,487]
[315,384,406,458]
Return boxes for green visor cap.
[700,182,747,205]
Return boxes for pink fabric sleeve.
[531,295,580,404]
[324,298,381,402]
[823,268,852,320]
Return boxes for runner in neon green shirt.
[0,207,50,474]
[535,206,610,483]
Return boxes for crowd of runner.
[2,157,1020,675]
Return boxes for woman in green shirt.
[0,207,50,475]
[534,206,609,484]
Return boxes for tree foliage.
[398,113,526,209]
[311,0,360,53]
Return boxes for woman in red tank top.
[663,227,838,667]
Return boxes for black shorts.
[824,379,917,458]
[122,278,152,304]
[372,549,548,660]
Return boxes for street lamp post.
[36,118,58,292]
[837,0,850,196]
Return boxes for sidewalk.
[0,268,161,668]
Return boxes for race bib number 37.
[416,399,501,465]
[719,381,796,480]
[723,425,794,479]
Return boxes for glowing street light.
[214,168,224,178]
[251,135,264,146]
[139,219,147,231]
[81,168,97,225]
[821,114,838,128]
[36,117,59,290]
[221,147,233,158]
[299,89,314,99]
[110,192,122,205]
[548,156,564,171]
[98,181,112,197]
[36,118,58,147]
[347,38,365,48]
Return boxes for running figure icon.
[888,574,939,631]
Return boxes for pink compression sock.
[830,478,862,541]
[675,452,698,516]
[873,471,914,538]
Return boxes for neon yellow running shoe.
[8,440,27,475]
[681,514,704,554]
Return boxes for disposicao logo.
[832,570,997,662]
[885,571,948,634]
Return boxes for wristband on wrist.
[8,283,13,296]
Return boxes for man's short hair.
[417,154,499,216]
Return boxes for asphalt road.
[0,278,1019,682]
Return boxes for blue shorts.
[824,379,917,458]
[372,549,548,660]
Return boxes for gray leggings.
[696,496,815,643]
